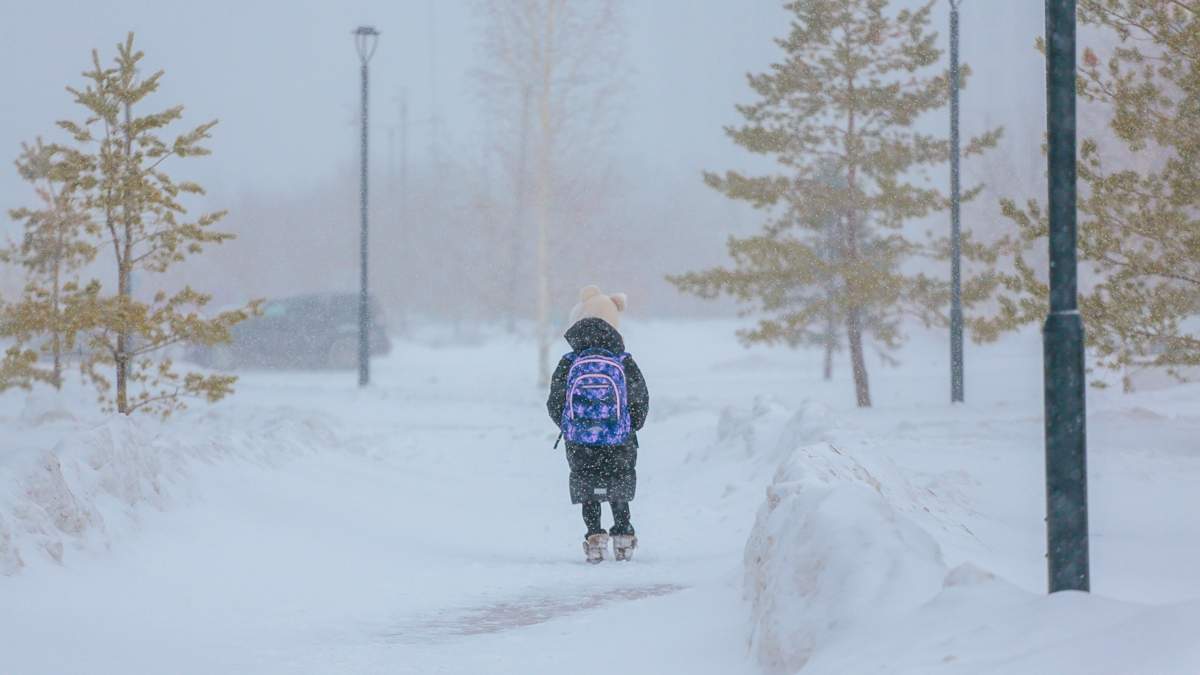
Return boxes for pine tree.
[4,138,95,388]
[0,339,48,393]
[972,1,1200,388]
[669,0,999,407]
[47,34,254,416]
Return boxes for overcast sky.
[0,0,1048,220]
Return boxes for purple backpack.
[561,348,633,447]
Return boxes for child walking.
[547,286,650,563]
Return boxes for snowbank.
[689,396,836,468]
[744,442,947,672]
[743,414,1200,674]
[0,395,350,576]
[798,560,1200,674]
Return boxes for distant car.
[190,293,391,371]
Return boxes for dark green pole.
[1043,0,1089,594]
[949,0,964,403]
[354,26,379,388]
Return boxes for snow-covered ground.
[1,320,1198,674]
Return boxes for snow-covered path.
[1,323,766,674]
[4,320,1200,674]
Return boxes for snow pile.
[691,396,836,468]
[743,441,946,673]
[0,402,349,575]
[18,389,79,427]
[741,401,1200,674]
[799,562,1200,674]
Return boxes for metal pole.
[354,27,379,388]
[359,59,370,387]
[397,91,408,336]
[949,0,964,403]
[1043,0,1089,594]
[508,85,532,333]
[400,92,408,218]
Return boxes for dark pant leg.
[610,501,633,536]
[582,501,604,537]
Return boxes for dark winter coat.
[547,318,650,504]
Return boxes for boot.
[612,534,638,561]
[584,532,609,564]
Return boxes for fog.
[1,0,1048,327]
[7,3,1200,670]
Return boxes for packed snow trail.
[0,323,764,675]
[5,321,1200,673]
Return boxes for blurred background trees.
[475,0,628,382]
[3,139,94,389]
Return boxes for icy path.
[0,325,765,675]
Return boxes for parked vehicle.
[189,293,391,371]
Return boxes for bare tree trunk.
[51,260,62,390]
[116,101,134,415]
[51,208,64,390]
[534,1,558,386]
[116,262,130,414]
[843,206,871,407]
[843,60,871,408]
[846,308,871,407]
[822,314,835,381]
[51,337,62,389]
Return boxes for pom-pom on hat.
[568,285,627,330]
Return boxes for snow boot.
[612,534,637,562]
[584,533,610,564]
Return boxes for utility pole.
[393,89,410,336]
[353,25,379,387]
[949,0,964,403]
[508,85,532,333]
[388,128,395,186]
[1043,0,1089,594]
[427,0,443,171]
[399,90,408,220]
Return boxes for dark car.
[191,293,391,371]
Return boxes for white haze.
[0,0,1051,326]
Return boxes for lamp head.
[353,26,380,63]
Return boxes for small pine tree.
[971,1,1200,388]
[4,138,96,388]
[0,341,48,392]
[47,34,254,416]
[669,0,999,407]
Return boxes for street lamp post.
[1043,0,1089,594]
[354,26,379,388]
[949,0,964,404]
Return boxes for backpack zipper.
[566,373,622,419]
